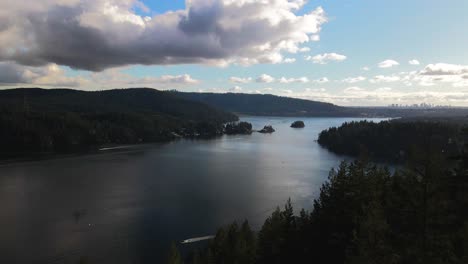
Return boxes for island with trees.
[258,125,275,133]
[290,120,305,128]
[224,122,253,135]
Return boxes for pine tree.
[167,242,183,264]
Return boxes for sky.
[0,0,468,106]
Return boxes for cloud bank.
[0,0,327,71]
[306,53,347,64]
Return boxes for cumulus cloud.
[0,61,199,88]
[234,74,313,84]
[229,85,243,92]
[0,0,327,71]
[124,74,199,85]
[278,76,309,83]
[310,35,320,42]
[400,63,468,88]
[344,87,365,93]
[256,74,275,83]
[313,77,329,83]
[369,75,401,83]
[0,62,89,87]
[342,76,366,83]
[378,60,400,68]
[420,63,468,75]
[409,59,420,65]
[362,66,370,71]
[229,76,252,84]
[283,58,297,64]
[306,53,347,64]
[285,86,468,106]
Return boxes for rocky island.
[225,122,253,135]
[258,125,275,133]
[290,120,305,128]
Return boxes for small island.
[225,122,253,135]
[290,120,305,128]
[258,125,275,133]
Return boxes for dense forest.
[0,88,237,158]
[173,91,352,117]
[317,119,464,162]
[169,135,468,263]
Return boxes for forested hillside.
[173,92,352,117]
[0,88,237,158]
[317,119,464,162]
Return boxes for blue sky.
[2,0,468,106]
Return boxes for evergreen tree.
[167,242,183,264]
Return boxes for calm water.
[0,117,386,264]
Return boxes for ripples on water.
[0,117,387,263]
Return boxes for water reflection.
[0,117,386,263]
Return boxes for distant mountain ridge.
[173,92,353,117]
[172,91,468,118]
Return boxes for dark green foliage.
[290,121,305,128]
[192,220,257,264]
[225,122,253,135]
[173,92,346,117]
[0,88,237,158]
[258,125,275,133]
[318,120,462,162]
[167,242,183,264]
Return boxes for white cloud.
[279,77,309,83]
[0,62,89,87]
[229,86,243,92]
[299,47,311,53]
[229,77,252,84]
[409,59,420,65]
[310,35,320,42]
[369,75,401,83]
[314,77,329,83]
[342,76,366,83]
[0,0,328,71]
[306,53,347,64]
[362,66,370,71]
[305,88,326,92]
[0,61,200,88]
[283,58,297,64]
[344,86,365,93]
[126,74,199,85]
[378,60,400,68]
[420,63,468,75]
[256,74,275,83]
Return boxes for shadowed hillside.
[0,88,237,158]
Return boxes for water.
[0,117,387,263]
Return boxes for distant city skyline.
[1,0,468,106]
